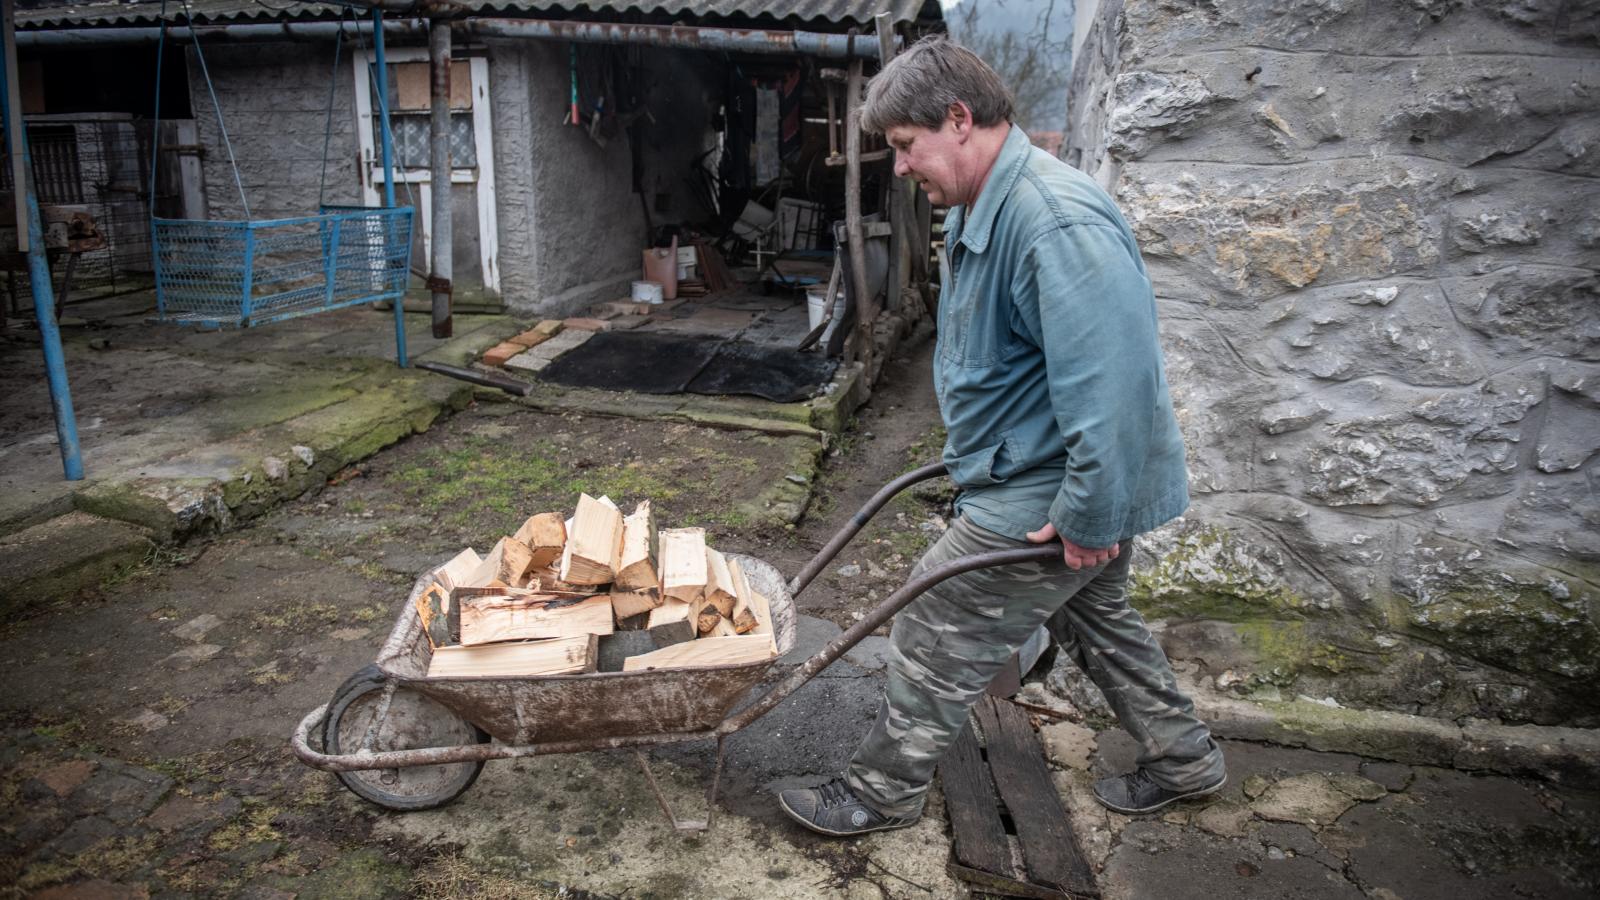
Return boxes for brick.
[563,317,613,332]
[481,341,526,367]
[39,760,97,797]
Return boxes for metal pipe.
[843,57,873,370]
[15,20,428,47]
[457,18,888,58]
[721,544,1063,735]
[1,0,84,481]
[415,361,533,396]
[427,17,452,339]
[17,18,892,58]
[371,7,409,368]
[788,461,947,599]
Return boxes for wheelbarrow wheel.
[323,665,489,812]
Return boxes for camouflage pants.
[845,516,1226,818]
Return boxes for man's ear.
[946,101,973,137]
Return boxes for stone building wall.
[1066,0,1600,726]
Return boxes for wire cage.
[152,205,413,328]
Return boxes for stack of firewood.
[416,494,778,678]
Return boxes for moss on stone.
[1130,523,1309,621]
[1399,575,1600,682]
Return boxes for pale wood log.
[646,598,696,646]
[559,493,624,585]
[622,634,777,671]
[614,501,660,591]
[703,548,737,617]
[513,512,567,569]
[465,537,535,588]
[726,558,760,635]
[435,547,483,591]
[611,588,663,621]
[528,566,591,595]
[427,635,597,677]
[659,527,707,604]
[709,615,738,637]
[459,594,613,645]
[696,604,723,635]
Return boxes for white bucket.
[632,280,664,304]
[806,288,845,344]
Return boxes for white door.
[353,50,500,297]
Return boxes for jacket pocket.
[946,435,1008,487]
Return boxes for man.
[778,37,1226,837]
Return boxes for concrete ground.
[2,305,1597,898]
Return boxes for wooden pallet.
[939,696,1099,899]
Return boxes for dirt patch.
[260,403,823,576]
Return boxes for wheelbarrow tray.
[373,553,798,746]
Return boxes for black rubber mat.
[538,330,837,402]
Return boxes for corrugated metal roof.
[16,0,938,30]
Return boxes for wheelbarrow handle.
[721,542,1061,735]
[788,460,950,599]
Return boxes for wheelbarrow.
[290,462,1060,830]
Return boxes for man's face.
[886,109,969,206]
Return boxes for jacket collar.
[950,125,1033,255]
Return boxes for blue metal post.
[372,6,407,367]
[1,15,84,480]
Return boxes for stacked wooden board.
[417,494,778,678]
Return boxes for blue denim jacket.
[936,126,1189,547]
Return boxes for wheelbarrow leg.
[634,736,727,833]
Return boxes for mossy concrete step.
[0,512,154,614]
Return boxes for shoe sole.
[777,796,919,837]
[1094,773,1228,816]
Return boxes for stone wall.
[1066,0,1600,726]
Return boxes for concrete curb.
[1188,677,1600,784]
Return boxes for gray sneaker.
[778,778,919,837]
[1093,768,1227,815]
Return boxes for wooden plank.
[946,862,1068,900]
[513,512,567,569]
[646,599,697,646]
[459,594,613,645]
[939,722,1016,882]
[464,537,534,588]
[559,493,624,585]
[611,588,663,621]
[725,558,759,634]
[659,527,707,604]
[703,548,737,617]
[427,635,597,678]
[614,501,660,591]
[975,697,1100,898]
[622,634,777,671]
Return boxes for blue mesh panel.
[153,206,414,328]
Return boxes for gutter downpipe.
[18,18,891,58]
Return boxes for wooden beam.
[513,511,567,569]
[622,633,777,671]
[560,493,624,585]
[427,635,597,677]
[459,594,614,645]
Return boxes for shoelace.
[1125,769,1159,793]
[817,779,856,810]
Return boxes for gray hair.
[860,36,1014,134]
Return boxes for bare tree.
[946,0,1074,135]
